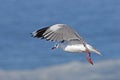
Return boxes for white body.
[64,44,86,52]
[32,24,101,55]
[61,43,101,55]
[32,24,101,64]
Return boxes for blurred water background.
[0,0,120,80]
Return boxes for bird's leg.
[84,50,93,65]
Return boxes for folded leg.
[85,50,93,65]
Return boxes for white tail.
[86,44,101,55]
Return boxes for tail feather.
[86,44,101,55]
[91,48,101,55]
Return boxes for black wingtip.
[31,27,49,38]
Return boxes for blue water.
[0,0,120,70]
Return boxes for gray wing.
[32,24,85,43]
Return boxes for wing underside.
[32,24,85,43]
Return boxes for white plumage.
[32,24,101,65]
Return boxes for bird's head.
[51,44,59,50]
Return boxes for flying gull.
[32,24,101,65]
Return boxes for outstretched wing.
[32,24,85,43]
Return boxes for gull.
[32,24,101,65]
